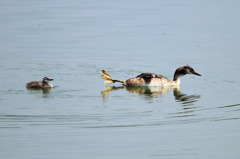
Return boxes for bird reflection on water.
[174,90,201,106]
[26,87,53,98]
[101,85,200,106]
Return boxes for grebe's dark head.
[43,77,54,83]
[174,65,201,80]
[182,65,201,76]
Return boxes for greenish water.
[1,0,240,159]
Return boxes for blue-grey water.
[1,0,240,159]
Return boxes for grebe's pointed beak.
[192,71,201,76]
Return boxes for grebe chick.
[26,77,54,89]
[101,65,201,87]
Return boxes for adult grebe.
[26,77,54,89]
[101,65,201,86]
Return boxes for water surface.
[0,0,240,159]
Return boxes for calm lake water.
[1,0,240,159]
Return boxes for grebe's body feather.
[125,73,177,86]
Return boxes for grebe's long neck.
[43,80,48,85]
[171,74,181,86]
[173,73,179,81]
[172,67,186,86]
[42,79,53,88]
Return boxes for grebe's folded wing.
[136,73,164,78]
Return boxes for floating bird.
[101,65,201,86]
[26,77,54,89]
